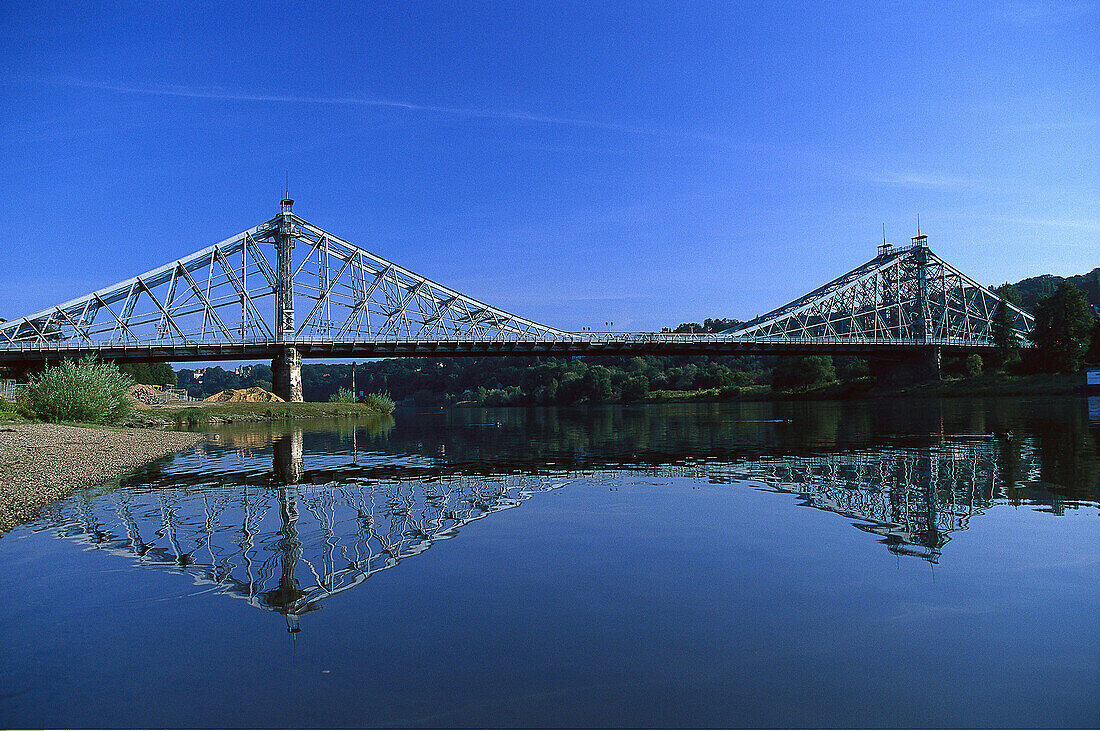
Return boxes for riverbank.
[639,371,1084,403]
[126,401,394,427]
[0,423,203,535]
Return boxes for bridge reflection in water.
[33,425,1047,631]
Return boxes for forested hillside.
[1004,267,1100,312]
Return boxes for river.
[1,396,1097,728]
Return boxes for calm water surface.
[1,397,1097,728]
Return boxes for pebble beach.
[0,423,203,534]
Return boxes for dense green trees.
[1031,280,1095,373]
[117,361,176,386]
[666,318,740,334]
[771,356,837,392]
[1010,267,1100,312]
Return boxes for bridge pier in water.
[272,348,304,402]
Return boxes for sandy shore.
[0,423,204,535]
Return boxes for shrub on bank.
[329,387,357,404]
[362,391,395,415]
[24,357,133,424]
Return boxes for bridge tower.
[865,231,942,384]
[908,230,942,381]
[272,197,304,401]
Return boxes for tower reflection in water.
[32,422,1065,632]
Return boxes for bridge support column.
[272,347,303,402]
[870,346,941,386]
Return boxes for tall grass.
[23,357,133,424]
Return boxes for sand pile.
[203,386,285,403]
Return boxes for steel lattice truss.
[726,241,1034,345]
[0,211,571,348]
[0,212,1034,351]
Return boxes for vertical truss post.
[241,242,248,342]
[913,232,930,344]
[276,198,296,342]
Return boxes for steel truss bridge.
[0,200,1034,372]
[32,432,1042,631]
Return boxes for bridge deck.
[0,335,988,364]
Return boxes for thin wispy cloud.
[870,171,983,189]
[37,76,648,136]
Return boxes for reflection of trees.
[1032,403,1100,506]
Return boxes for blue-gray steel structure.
[0,204,1034,364]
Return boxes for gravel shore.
[0,423,204,535]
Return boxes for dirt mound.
[203,387,285,403]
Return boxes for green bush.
[362,391,396,415]
[329,387,357,404]
[964,354,983,378]
[24,357,134,424]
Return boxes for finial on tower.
[281,171,293,213]
[911,214,928,248]
[877,223,893,256]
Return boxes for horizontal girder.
[0,336,995,365]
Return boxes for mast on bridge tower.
[276,197,296,342]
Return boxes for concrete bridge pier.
[271,347,303,402]
[870,346,942,387]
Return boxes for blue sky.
[1,1,1096,333]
